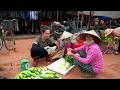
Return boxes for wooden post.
[61,11,62,23]
[57,11,59,22]
[77,11,80,29]
[87,11,92,30]
[80,11,84,28]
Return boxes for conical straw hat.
[60,31,73,40]
[81,30,101,39]
[80,30,101,43]
[104,28,113,37]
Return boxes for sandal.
[114,51,119,55]
[45,55,56,62]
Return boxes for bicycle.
[0,20,15,51]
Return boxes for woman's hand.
[66,51,74,57]
[51,46,57,51]
[44,46,50,50]
[50,46,58,56]
[67,48,73,52]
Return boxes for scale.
[20,58,30,71]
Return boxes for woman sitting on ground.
[59,31,74,56]
[66,30,104,77]
[30,25,58,67]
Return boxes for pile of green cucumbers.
[15,67,61,79]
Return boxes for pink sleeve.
[74,45,85,52]
[73,47,97,64]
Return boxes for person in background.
[99,20,107,30]
[59,31,74,56]
[104,28,120,54]
[92,18,100,30]
[30,11,39,34]
[30,25,58,66]
[73,33,84,49]
[51,22,63,38]
[63,21,73,33]
[66,30,104,77]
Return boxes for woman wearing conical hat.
[66,30,104,77]
[59,31,74,55]
[104,28,120,54]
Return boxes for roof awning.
[92,11,120,19]
[93,16,112,20]
[74,11,120,19]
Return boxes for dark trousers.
[18,18,25,34]
[117,40,120,52]
[73,50,96,75]
[31,44,48,59]
[29,20,40,34]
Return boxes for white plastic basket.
[47,58,75,75]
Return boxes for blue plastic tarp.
[94,16,112,20]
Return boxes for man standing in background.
[30,11,40,34]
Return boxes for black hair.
[53,35,58,41]
[93,36,101,44]
[40,25,51,34]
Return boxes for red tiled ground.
[0,39,120,79]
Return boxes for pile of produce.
[57,56,74,71]
[15,67,61,79]
[64,56,74,65]
[100,36,112,41]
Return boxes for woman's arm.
[67,45,85,54]
[47,38,58,49]
[73,45,85,52]
[73,47,97,64]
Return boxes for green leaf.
[64,56,74,65]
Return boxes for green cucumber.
[45,70,56,74]
[39,74,55,79]
[15,74,20,79]
[55,74,61,78]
